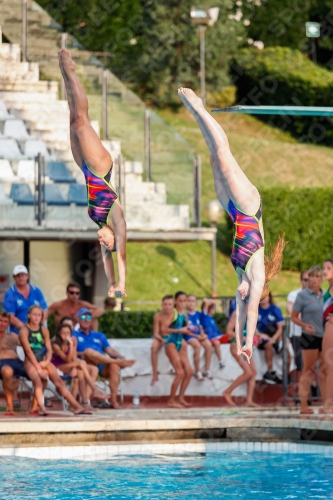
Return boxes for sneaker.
[196,371,204,381]
[263,370,277,385]
[203,370,213,380]
[219,361,226,369]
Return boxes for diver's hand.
[108,284,127,298]
[238,343,253,363]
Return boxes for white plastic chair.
[24,140,52,160]
[0,159,18,181]
[0,101,14,121]
[4,119,31,141]
[0,139,24,160]
[17,160,35,181]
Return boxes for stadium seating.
[45,184,70,205]
[0,159,18,181]
[10,183,34,205]
[4,119,31,141]
[24,139,52,160]
[47,161,76,183]
[0,139,24,160]
[17,160,35,181]
[68,184,87,206]
[0,184,13,205]
[0,101,14,121]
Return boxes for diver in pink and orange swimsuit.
[58,49,126,298]
[178,88,285,362]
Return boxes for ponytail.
[260,234,287,300]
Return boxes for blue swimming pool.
[1,452,332,499]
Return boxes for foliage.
[240,0,333,67]
[36,0,245,106]
[56,310,228,338]
[233,46,333,145]
[226,187,333,271]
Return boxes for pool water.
[1,452,333,499]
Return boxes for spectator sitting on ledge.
[72,308,136,409]
[104,297,117,311]
[48,281,104,331]
[201,299,227,370]
[0,311,29,416]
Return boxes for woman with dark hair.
[321,259,333,414]
[178,88,285,363]
[51,324,109,409]
[19,305,91,415]
[58,48,127,298]
[291,266,325,415]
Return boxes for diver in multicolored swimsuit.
[178,88,285,362]
[58,49,127,298]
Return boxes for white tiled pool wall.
[0,441,332,460]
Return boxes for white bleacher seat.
[0,101,14,121]
[24,140,52,160]
[0,159,18,181]
[0,140,23,160]
[0,184,13,205]
[17,160,35,181]
[4,119,31,141]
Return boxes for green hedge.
[48,311,228,339]
[232,47,333,145]
[225,187,333,271]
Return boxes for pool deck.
[0,406,333,446]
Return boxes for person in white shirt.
[287,270,309,371]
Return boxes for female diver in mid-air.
[178,88,285,362]
[58,49,127,298]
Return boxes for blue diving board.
[211,105,333,116]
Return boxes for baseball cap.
[77,307,92,318]
[13,265,28,276]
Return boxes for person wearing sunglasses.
[48,281,104,331]
[72,308,135,408]
[287,270,309,373]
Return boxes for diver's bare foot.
[119,359,136,369]
[177,87,204,114]
[151,376,159,386]
[58,48,76,73]
[167,399,184,409]
[82,402,97,412]
[111,401,121,409]
[244,400,261,408]
[178,398,192,407]
[93,388,109,400]
[223,392,236,406]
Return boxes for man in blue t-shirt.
[256,294,285,384]
[3,265,48,334]
[73,308,136,409]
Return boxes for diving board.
[211,105,333,116]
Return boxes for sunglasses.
[68,290,80,295]
[301,278,308,282]
[80,314,92,320]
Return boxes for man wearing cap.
[73,308,136,409]
[3,265,48,334]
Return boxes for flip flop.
[29,410,39,415]
[38,411,49,417]
[4,411,15,417]
[74,409,93,416]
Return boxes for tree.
[241,0,333,66]
[37,0,245,106]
